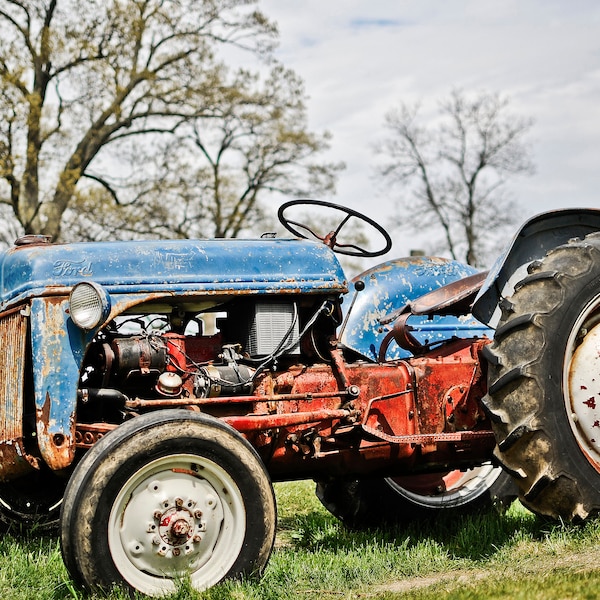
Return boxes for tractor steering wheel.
[277,199,392,258]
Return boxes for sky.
[259,0,600,260]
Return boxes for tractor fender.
[472,208,600,328]
[340,256,490,361]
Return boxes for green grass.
[2,480,600,599]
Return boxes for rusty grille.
[0,307,27,443]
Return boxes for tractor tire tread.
[485,234,600,521]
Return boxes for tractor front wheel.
[60,410,276,596]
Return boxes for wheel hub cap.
[568,320,600,465]
[118,471,224,576]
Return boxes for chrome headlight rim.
[69,281,111,330]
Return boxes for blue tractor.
[0,199,599,596]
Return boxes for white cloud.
[259,1,600,258]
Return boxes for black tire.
[60,410,276,596]
[484,232,600,521]
[0,468,66,532]
[316,464,515,529]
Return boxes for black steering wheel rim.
[277,199,392,258]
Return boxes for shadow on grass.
[2,494,596,600]
[282,501,592,562]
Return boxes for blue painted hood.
[0,237,348,309]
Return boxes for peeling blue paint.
[341,257,490,361]
[0,238,347,310]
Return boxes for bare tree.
[375,90,534,266]
[0,0,278,242]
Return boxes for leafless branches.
[375,90,534,266]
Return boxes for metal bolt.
[173,548,181,557]
[153,510,162,520]
[175,497,183,508]
[193,535,202,543]
[194,510,203,519]
[171,519,190,538]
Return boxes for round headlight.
[69,282,111,330]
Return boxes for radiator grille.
[247,302,300,357]
[0,308,27,443]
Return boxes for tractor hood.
[0,236,348,310]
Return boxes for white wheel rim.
[386,463,503,508]
[107,453,246,596]
[566,295,600,470]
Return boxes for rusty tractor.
[1,199,600,596]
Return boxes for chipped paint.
[341,257,490,361]
[0,238,347,311]
[30,297,81,470]
[568,319,600,464]
[0,232,497,489]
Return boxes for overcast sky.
[259,1,600,259]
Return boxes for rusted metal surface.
[340,257,490,361]
[410,338,489,436]
[0,306,39,481]
[361,426,495,445]
[408,271,488,316]
[75,423,118,449]
[362,390,416,440]
[222,409,353,433]
[378,312,423,359]
[81,328,496,481]
[0,442,40,481]
[0,222,498,491]
[0,307,28,443]
[30,297,81,471]
[125,389,351,409]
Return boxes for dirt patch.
[370,550,600,596]
[371,568,489,594]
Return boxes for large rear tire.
[60,410,276,596]
[484,232,600,521]
[316,463,515,529]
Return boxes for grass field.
[2,479,600,599]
